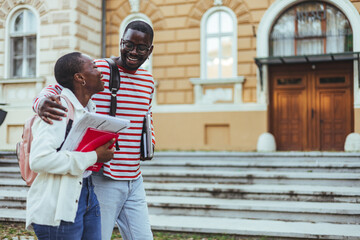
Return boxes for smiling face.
[79,54,104,94]
[119,29,153,71]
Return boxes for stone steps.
[0,208,25,222]
[142,165,360,173]
[0,178,27,191]
[144,182,360,203]
[0,159,18,166]
[0,189,28,209]
[142,152,360,173]
[3,190,359,224]
[141,161,360,173]
[150,215,360,240]
[2,167,360,186]
[1,151,360,239]
[2,208,360,239]
[147,196,360,224]
[2,178,359,203]
[0,167,21,178]
[150,151,360,163]
[143,156,360,165]
[142,169,360,186]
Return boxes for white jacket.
[26,88,98,229]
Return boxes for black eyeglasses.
[121,39,151,55]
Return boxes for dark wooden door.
[270,73,308,150]
[314,71,353,150]
[270,61,353,151]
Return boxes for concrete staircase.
[1,151,360,239]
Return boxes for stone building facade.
[1,0,360,151]
[0,0,102,150]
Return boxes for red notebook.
[75,127,119,172]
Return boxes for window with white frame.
[191,6,243,105]
[9,9,37,78]
[202,7,237,79]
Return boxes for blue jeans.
[32,176,101,240]
[92,171,153,240]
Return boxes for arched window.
[270,2,352,56]
[9,9,37,78]
[120,14,153,73]
[201,7,237,79]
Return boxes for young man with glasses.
[32,21,155,240]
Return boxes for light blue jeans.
[92,171,153,240]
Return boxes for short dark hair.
[54,52,85,91]
[124,20,154,43]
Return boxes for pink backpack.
[16,95,74,186]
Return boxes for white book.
[61,112,130,151]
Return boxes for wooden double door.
[269,61,353,151]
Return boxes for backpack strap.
[104,58,121,150]
[104,58,120,117]
[60,95,75,138]
[56,95,75,151]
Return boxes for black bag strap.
[56,95,75,151]
[104,58,121,150]
[104,58,121,117]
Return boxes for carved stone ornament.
[129,0,140,13]
[214,0,223,6]
[15,0,26,4]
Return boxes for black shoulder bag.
[104,58,120,150]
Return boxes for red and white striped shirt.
[33,59,155,180]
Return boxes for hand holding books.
[75,128,120,172]
[95,138,116,164]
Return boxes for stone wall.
[105,0,265,105]
[0,0,102,150]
